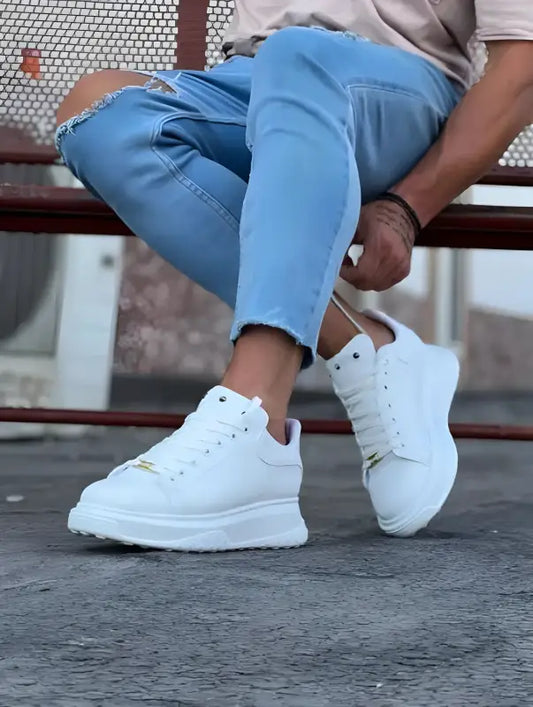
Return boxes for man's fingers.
[370,261,411,291]
[341,256,411,292]
[341,255,382,290]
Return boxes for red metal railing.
[0,407,532,440]
[1,185,533,250]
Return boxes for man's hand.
[340,199,416,292]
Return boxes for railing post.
[176,0,210,70]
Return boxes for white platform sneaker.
[68,386,308,551]
[326,309,459,537]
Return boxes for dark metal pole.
[176,0,210,70]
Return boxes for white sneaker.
[68,386,308,551]
[326,310,459,537]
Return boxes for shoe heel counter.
[282,419,304,496]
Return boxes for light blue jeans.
[56,27,461,367]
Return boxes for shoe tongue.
[326,334,377,394]
[198,385,257,416]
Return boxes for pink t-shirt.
[223,1,533,88]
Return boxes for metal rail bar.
[1,187,533,250]
[0,407,532,440]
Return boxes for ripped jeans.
[56,27,461,366]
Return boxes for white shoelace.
[122,397,263,477]
[342,373,392,472]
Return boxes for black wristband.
[378,192,422,239]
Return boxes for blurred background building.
[1,1,532,438]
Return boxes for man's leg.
[56,52,455,377]
[57,63,310,551]
[55,59,402,444]
[218,28,461,537]
[56,65,250,308]
[58,37,460,549]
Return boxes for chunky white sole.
[377,345,460,538]
[68,499,308,552]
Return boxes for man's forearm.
[392,42,533,227]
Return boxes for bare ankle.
[221,384,289,443]
[221,325,302,443]
[318,296,394,360]
[267,419,289,445]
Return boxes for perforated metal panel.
[1,0,180,144]
[502,130,533,168]
[206,0,234,67]
[470,41,533,168]
[0,0,532,163]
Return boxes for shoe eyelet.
[335,364,340,370]
[205,449,210,455]
[231,433,236,439]
[179,471,184,475]
[217,440,222,446]
[219,396,227,402]
[352,352,360,359]
[244,427,248,432]
[384,385,388,390]
[170,477,175,482]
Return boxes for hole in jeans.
[55,85,140,151]
[144,76,177,94]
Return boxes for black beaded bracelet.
[378,192,422,239]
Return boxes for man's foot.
[68,386,308,551]
[326,311,459,537]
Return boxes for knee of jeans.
[55,71,151,164]
[254,26,319,70]
[56,92,148,185]
[255,26,371,80]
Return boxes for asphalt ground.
[1,393,533,705]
